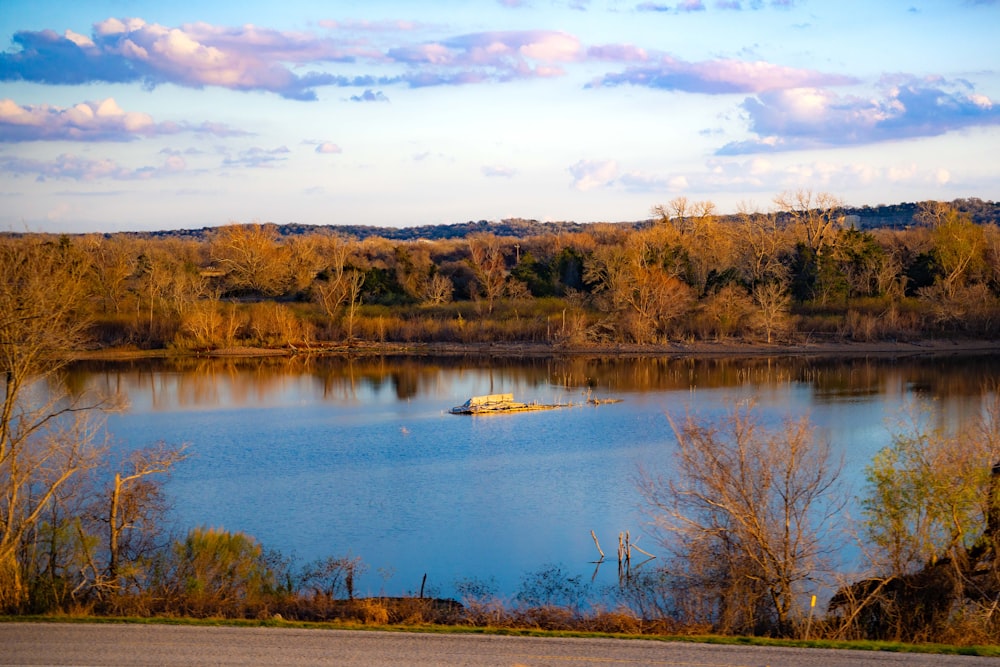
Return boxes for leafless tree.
[774,190,844,258]
[752,280,792,344]
[467,233,508,315]
[210,223,291,296]
[0,238,109,610]
[104,443,188,589]
[638,403,845,635]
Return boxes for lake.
[69,352,1000,600]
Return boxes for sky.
[1,1,999,233]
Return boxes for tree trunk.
[108,473,121,586]
[0,549,24,612]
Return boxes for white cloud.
[0,98,245,142]
[719,77,1000,154]
[568,159,618,190]
[315,142,343,154]
[0,152,187,181]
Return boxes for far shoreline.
[66,337,1000,363]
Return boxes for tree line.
[2,192,998,353]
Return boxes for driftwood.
[590,530,605,562]
[590,530,656,584]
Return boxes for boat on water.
[449,393,565,415]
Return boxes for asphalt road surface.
[2,623,997,666]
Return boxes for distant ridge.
[67,197,1000,241]
[113,218,648,241]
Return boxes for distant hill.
[130,217,647,242]
[845,198,1000,229]
[112,197,1000,241]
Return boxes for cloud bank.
[1,19,588,98]
[593,56,857,94]
[1,18,377,100]
[2,13,997,170]
[0,152,185,181]
[0,98,246,142]
[719,76,1000,154]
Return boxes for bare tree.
[638,403,844,635]
[751,280,792,344]
[342,270,365,341]
[105,443,188,589]
[421,273,454,306]
[313,238,366,341]
[584,235,695,344]
[83,235,138,316]
[0,238,108,610]
[315,271,365,342]
[732,203,791,287]
[210,223,291,296]
[774,190,844,258]
[467,233,508,314]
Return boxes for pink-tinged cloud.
[587,43,648,62]
[594,55,857,93]
[2,20,591,95]
[91,18,352,99]
[315,142,342,154]
[677,0,707,11]
[569,159,618,191]
[718,76,1000,154]
[388,31,582,85]
[0,152,185,181]
[1,18,389,100]
[0,98,246,142]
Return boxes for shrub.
[160,527,276,618]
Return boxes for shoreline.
[68,338,1000,362]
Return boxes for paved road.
[1,623,996,666]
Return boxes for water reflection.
[69,352,1000,409]
[65,352,1000,598]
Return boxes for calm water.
[70,353,1000,599]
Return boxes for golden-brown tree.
[0,238,107,610]
[467,233,508,314]
[210,223,291,296]
[83,235,138,316]
[774,190,844,258]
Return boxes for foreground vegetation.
[4,192,1000,646]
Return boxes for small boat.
[449,393,565,415]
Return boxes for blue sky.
[1,0,998,233]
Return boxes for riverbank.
[69,337,1000,362]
